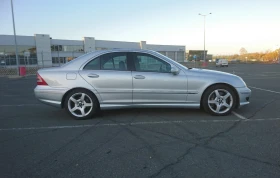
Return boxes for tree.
[263,51,278,62]
[239,47,248,55]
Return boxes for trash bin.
[19,66,26,76]
[202,61,208,67]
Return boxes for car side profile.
[34,49,251,120]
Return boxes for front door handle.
[134,75,145,79]
[87,74,99,78]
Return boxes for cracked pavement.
[1,64,280,178]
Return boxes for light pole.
[11,0,19,75]
[199,13,211,67]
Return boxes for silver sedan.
[34,49,251,120]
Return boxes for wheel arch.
[200,83,240,109]
[61,87,101,109]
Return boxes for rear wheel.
[202,85,237,116]
[64,89,98,120]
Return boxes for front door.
[79,52,132,104]
[132,52,188,103]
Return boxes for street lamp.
[199,13,212,67]
[10,0,19,75]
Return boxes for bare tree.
[239,47,248,55]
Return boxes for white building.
[0,34,185,67]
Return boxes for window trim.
[131,52,172,74]
[83,52,131,71]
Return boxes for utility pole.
[199,13,212,67]
[11,0,19,75]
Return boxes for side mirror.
[171,66,180,75]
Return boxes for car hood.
[188,68,236,77]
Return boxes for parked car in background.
[34,49,251,120]
[0,60,6,67]
[216,59,228,67]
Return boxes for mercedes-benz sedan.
[34,49,251,120]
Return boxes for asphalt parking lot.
[1,64,280,178]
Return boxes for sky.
[0,0,280,55]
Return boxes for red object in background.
[19,66,26,76]
[202,61,208,67]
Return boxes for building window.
[0,45,37,65]
[158,51,166,56]
[96,47,108,51]
[51,45,84,52]
[167,52,175,61]
[177,52,185,62]
[52,57,66,66]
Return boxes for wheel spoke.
[215,90,220,97]
[208,100,216,104]
[80,93,85,101]
[70,106,78,112]
[84,102,93,107]
[80,107,85,116]
[223,92,231,99]
[223,102,230,108]
[70,97,77,104]
[215,104,221,113]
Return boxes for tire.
[202,85,237,116]
[64,89,99,120]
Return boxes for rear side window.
[83,52,128,71]
[83,57,100,70]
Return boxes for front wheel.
[64,89,98,120]
[202,85,237,116]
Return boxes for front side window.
[83,52,127,71]
[133,53,171,73]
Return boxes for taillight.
[37,73,48,86]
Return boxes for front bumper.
[34,86,68,108]
[235,87,251,107]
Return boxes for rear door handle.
[134,75,145,79]
[87,74,99,78]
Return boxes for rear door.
[79,52,133,104]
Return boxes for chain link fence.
[0,55,45,76]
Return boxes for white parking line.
[1,118,280,131]
[232,111,248,120]
[248,86,280,94]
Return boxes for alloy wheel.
[207,89,233,114]
[67,93,93,117]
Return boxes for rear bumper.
[236,87,251,107]
[34,86,68,108]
